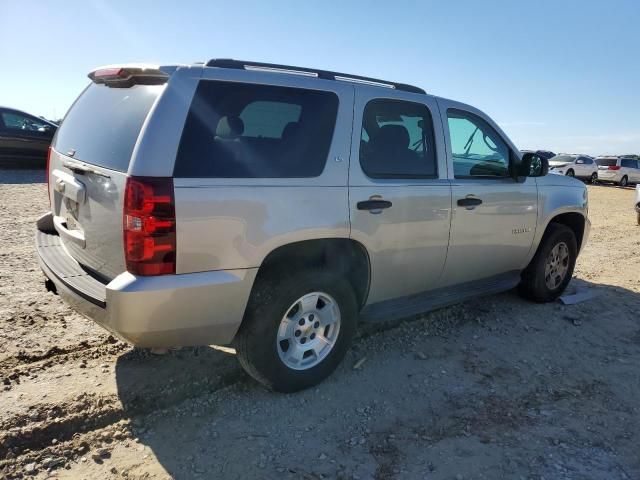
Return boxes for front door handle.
[457,197,483,208]
[357,199,393,211]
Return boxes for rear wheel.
[590,172,598,184]
[519,223,577,303]
[566,169,575,177]
[620,176,629,187]
[234,268,358,392]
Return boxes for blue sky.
[1,0,638,154]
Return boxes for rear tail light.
[123,177,176,276]
[608,165,621,170]
[46,147,52,207]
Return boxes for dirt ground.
[1,169,639,480]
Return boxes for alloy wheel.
[544,242,570,290]
[276,292,341,370]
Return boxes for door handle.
[357,199,393,211]
[457,197,483,208]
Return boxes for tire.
[234,268,358,392]
[637,211,640,226]
[519,223,577,303]
[566,169,575,177]
[619,176,628,187]
[590,172,598,184]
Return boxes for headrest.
[373,124,410,150]
[282,122,299,142]
[215,116,244,139]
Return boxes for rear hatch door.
[50,75,165,280]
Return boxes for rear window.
[174,81,339,178]
[595,158,618,167]
[53,83,163,172]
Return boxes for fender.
[525,176,589,266]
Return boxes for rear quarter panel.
[173,71,354,273]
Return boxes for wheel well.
[548,213,585,251]
[254,239,371,309]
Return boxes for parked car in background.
[521,149,555,160]
[548,154,598,182]
[0,107,57,168]
[595,156,640,187]
[36,60,590,392]
[635,185,640,225]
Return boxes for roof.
[205,58,426,94]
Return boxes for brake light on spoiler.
[88,66,169,88]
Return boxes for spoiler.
[88,65,170,88]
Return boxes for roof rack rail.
[205,58,426,94]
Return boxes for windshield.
[53,83,164,172]
[549,155,575,163]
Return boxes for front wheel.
[566,169,575,177]
[234,269,358,392]
[519,223,577,303]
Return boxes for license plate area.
[64,198,80,231]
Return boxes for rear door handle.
[357,199,393,211]
[457,197,483,208]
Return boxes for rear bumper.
[597,171,621,182]
[36,212,257,348]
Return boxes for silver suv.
[36,60,590,392]
[595,156,640,187]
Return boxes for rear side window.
[53,83,163,172]
[359,99,437,178]
[174,81,339,178]
[621,158,637,168]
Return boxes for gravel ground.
[1,169,639,480]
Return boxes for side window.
[239,101,302,138]
[359,99,437,178]
[2,111,49,132]
[174,81,339,178]
[621,159,634,168]
[447,109,510,178]
[584,157,593,165]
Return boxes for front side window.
[359,99,437,178]
[447,109,510,178]
[2,111,49,132]
[174,81,339,178]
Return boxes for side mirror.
[520,152,548,177]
